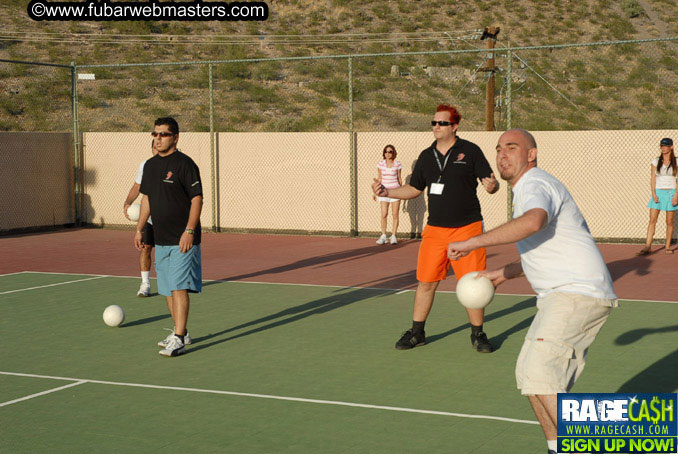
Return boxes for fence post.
[505,46,513,221]
[71,62,81,226]
[349,56,358,236]
[209,63,218,232]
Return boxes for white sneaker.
[159,335,186,357]
[390,235,398,244]
[376,234,388,245]
[158,328,192,347]
[137,282,151,297]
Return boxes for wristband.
[185,228,195,235]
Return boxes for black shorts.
[141,222,155,247]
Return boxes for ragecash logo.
[558,393,677,453]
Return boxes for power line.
[0,30,483,39]
[0,30,485,47]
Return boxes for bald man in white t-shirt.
[447,129,617,454]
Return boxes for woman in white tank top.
[637,137,678,255]
[375,145,402,245]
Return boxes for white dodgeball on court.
[127,203,141,222]
[103,305,125,327]
[456,271,495,309]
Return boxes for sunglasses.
[385,150,394,153]
[431,121,453,127]
[151,131,175,137]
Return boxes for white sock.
[547,440,557,452]
[141,271,150,284]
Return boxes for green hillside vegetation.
[1,0,677,132]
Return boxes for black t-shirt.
[410,138,493,228]
[139,151,203,245]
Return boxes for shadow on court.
[615,325,678,392]
[203,243,415,285]
[426,297,536,350]
[614,325,678,346]
[187,287,395,354]
[607,254,652,281]
[122,313,171,328]
[617,350,678,393]
[402,163,426,238]
[351,269,418,290]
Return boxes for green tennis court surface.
[1,272,676,454]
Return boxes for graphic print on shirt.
[164,171,174,183]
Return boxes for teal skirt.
[648,188,678,211]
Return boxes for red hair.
[436,104,461,125]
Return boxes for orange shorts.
[416,222,486,282]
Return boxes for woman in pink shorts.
[375,144,402,244]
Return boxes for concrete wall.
[356,132,507,236]
[530,130,677,240]
[218,132,351,233]
[77,130,678,240]
[0,132,74,232]
[357,129,678,240]
[82,132,213,229]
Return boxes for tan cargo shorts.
[516,292,616,396]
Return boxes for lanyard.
[433,148,452,183]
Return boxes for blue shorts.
[155,244,202,297]
[648,188,678,211]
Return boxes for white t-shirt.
[377,160,402,189]
[512,167,617,300]
[135,160,152,225]
[652,157,677,190]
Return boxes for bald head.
[496,128,539,187]
[504,128,537,149]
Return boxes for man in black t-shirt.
[135,117,203,357]
[372,104,500,353]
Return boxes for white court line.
[0,276,107,295]
[16,271,468,294]
[200,280,678,305]
[23,271,411,293]
[0,380,86,407]
[0,371,539,425]
[23,271,111,277]
[0,271,28,277]
[22,272,536,298]
[16,271,678,304]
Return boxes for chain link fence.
[2,37,678,243]
[504,40,678,241]
[0,60,75,233]
[212,57,353,234]
[77,63,214,230]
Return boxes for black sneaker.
[395,328,426,350]
[471,331,493,353]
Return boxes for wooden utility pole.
[480,27,500,131]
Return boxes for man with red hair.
[372,104,500,353]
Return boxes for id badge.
[430,182,444,195]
